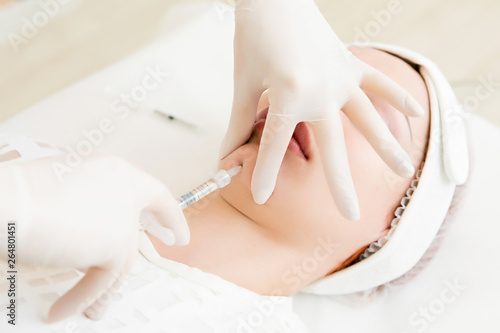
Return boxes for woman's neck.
[146,192,343,296]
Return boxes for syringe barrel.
[178,179,219,209]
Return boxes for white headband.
[302,42,469,295]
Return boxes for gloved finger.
[219,81,263,159]
[130,169,190,246]
[342,89,415,178]
[251,107,297,204]
[360,64,425,117]
[47,267,118,322]
[145,184,190,246]
[83,246,137,320]
[310,110,360,221]
[146,218,176,246]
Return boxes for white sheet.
[1,3,499,332]
[0,233,308,332]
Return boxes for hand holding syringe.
[139,166,242,232]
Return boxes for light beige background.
[0,0,499,126]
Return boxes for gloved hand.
[219,0,424,220]
[0,153,189,322]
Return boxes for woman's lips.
[253,108,311,160]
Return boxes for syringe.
[177,166,242,209]
[139,166,242,231]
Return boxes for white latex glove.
[219,0,424,220]
[0,153,189,322]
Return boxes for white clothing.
[0,232,309,332]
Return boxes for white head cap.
[302,43,469,295]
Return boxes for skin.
[147,47,430,296]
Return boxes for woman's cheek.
[218,143,259,210]
[219,143,259,187]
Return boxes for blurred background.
[0,0,499,126]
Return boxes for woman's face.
[218,48,430,262]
